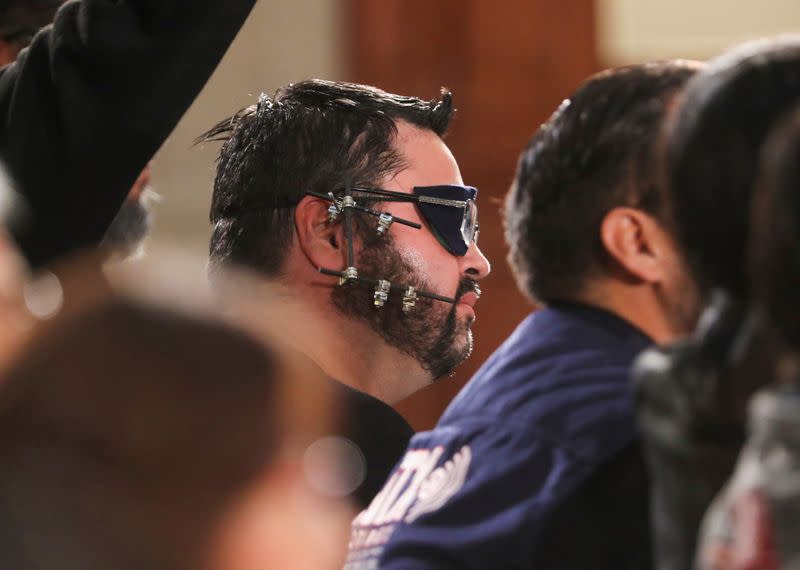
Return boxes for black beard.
[331,234,476,381]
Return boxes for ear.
[600,207,673,284]
[293,195,347,270]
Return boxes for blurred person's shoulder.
[441,304,652,452]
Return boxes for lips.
[458,291,478,308]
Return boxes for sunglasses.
[330,184,480,256]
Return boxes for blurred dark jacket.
[634,295,776,570]
[0,0,256,267]
[348,303,654,570]
[339,383,414,509]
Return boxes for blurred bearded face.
[102,166,156,261]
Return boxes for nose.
[460,242,491,280]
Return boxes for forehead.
[380,121,464,192]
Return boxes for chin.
[456,328,475,363]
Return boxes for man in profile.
[346,61,701,569]
[200,79,491,506]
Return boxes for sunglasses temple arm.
[317,267,457,305]
[353,204,421,229]
[306,191,422,230]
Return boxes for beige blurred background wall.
[598,0,800,64]
[147,0,342,265]
[145,0,800,267]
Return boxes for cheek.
[393,241,461,292]
[393,245,428,273]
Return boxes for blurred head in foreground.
[0,291,351,570]
[665,36,800,301]
[101,163,158,263]
[0,161,32,370]
[750,105,800,363]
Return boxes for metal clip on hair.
[328,195,342,223]
[402,287,418,312]
[374,280,391,308]
[256,92,272,115]
[377,213,394,235]
[328,202,341,222]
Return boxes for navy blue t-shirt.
[345,303,653,569]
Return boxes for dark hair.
[0,298,280,570]
[199,79,454,276]
[505,61,699,304]
[750,105,800,349]
[666,37,800,298]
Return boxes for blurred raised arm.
[0,0,256,266]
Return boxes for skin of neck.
[266,250,433,405]
[572,277,688,345]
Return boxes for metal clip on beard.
[377,213,393,235]
[402,287,418,312]
[374,280,390,308]
[306,190,458,308]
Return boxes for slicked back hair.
[200,79,454,276]
[505,61,699,305]
[666,37,800,298]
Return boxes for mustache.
[455,278,482,301]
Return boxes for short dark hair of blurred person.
[345,62,700,570]
[199,79,492,507]
[0,294,351,570]
[633,37,800,570]
[100,163,158,262]
[0,0,61,65]
[690,103,800,570]
[506,62,703,342]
